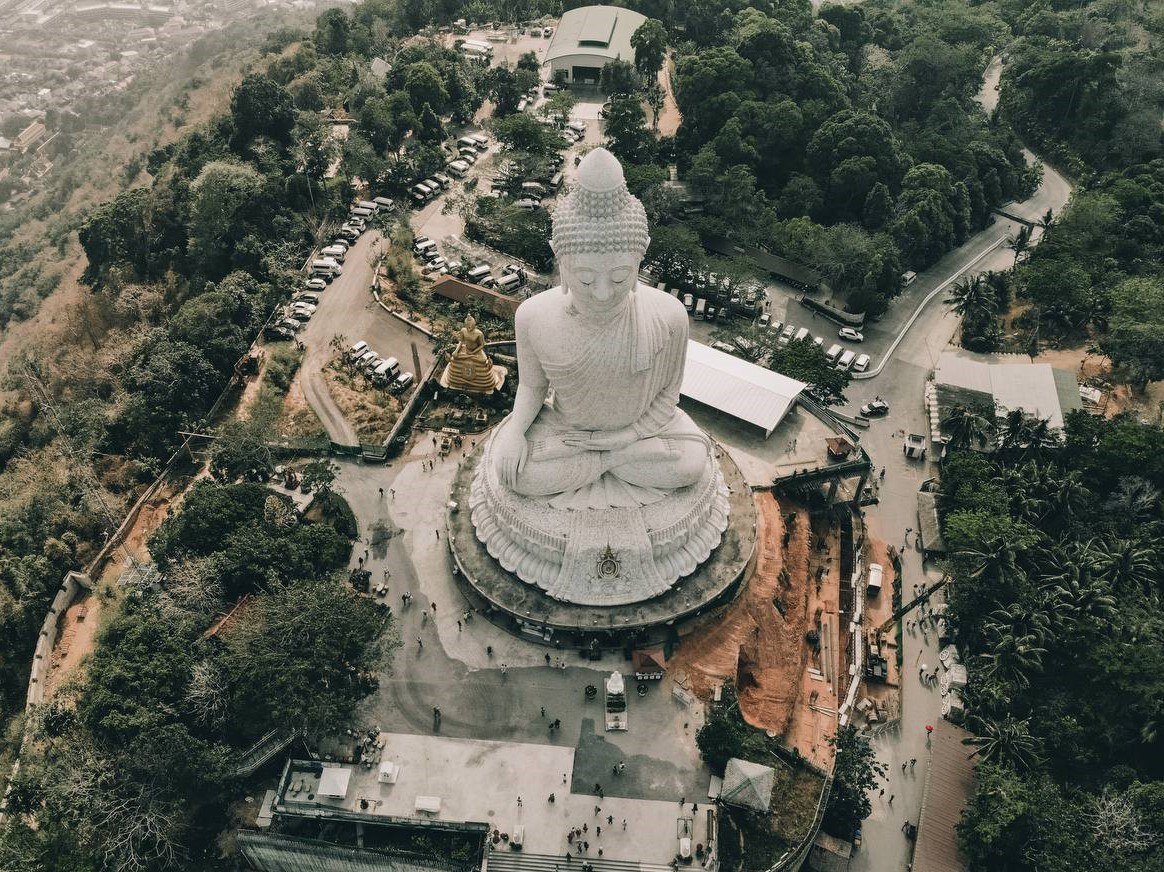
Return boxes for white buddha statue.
[469,148,729,605]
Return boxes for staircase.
[486,850,676,872]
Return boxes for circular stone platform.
[446,437,757,641]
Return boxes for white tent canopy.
[682,341,806,437]
[720,758,776,812]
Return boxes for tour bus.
[549,171,564,190]
[837,349,856,370]
[466,265,492,284]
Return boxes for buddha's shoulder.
[636,283,688,328]
[515,288,562,325]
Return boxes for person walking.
[888,794,895,805]
[457,620,462,631]
[622,819,627,831]
[416,636,423,648]
[607,815,613,826]
[594,805,601,816]
[596,826,601,837]
[379,487,384,498]
[541,707,547,718]
[390,488,395,500]
[549,793,555,803]
[910,758,917,769]
[517,796,523,807]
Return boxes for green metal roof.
[545,5,647,65]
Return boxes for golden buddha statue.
[440,315,506,394]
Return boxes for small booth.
[632,648,666,681]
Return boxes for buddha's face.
[560,251,641,317]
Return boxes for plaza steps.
[487,849,676,872]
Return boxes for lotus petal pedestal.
[468,428,731,606]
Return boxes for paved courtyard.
[284,733,710,865]
[329,448,715,813]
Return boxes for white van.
[793,327,810,343]
[356,350,378,369]
[350,207,374,219]
[373,356,398,378]
[348,340,369,360]
[695,298,707,319]
[357,200,379,212]
[320,244,347,262]
[446,160,470,177]
[837,349,856,370]
[373,196,394,209]
[458,136,479,151]
[521,181,546,198]
[413,240,438,258]
[566,120,586,136]
[853,353,871,372]
[825,343,843,363]
[682,293,694,313]
[466,265,492,283]
[311,258,342,277]
[867,563,884,595]
[470,134,489,150]
[496,272,522,292]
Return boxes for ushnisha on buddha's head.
[550,148,651,318]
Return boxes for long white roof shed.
[682,340,806,438]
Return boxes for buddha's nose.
[592,278,613,301]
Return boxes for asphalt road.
[297,228,436,445]
[839,53,1074,867]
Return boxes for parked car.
[758,312,771,327]
[276,317,303,332]
[348,340,369,359]
[853,353,871,372]
[860,399,890,417]
[903,433,927,460]
[295,292,321,305]
[391,371,415,393]
[304,277,327,291]
[263,325,295,341]
[839,327,864,342]
[514,198,540,211]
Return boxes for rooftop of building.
[545,5,647,64]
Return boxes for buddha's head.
[551,148,650,318]
[464,314,477,330]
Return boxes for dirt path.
[655,55,681,137]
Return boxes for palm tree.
[997,411,1058,460]
[1008,225,1032,266]
[946,274,999,321]
[1037,207,1054,238]
[963,715,1043,771]
[985,603,1053,647]
[1103,477,1162,527]
[957,535,1027,593]
[941,403,996,450]
[1091,537,1159,597]
[980,626,1047,690]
